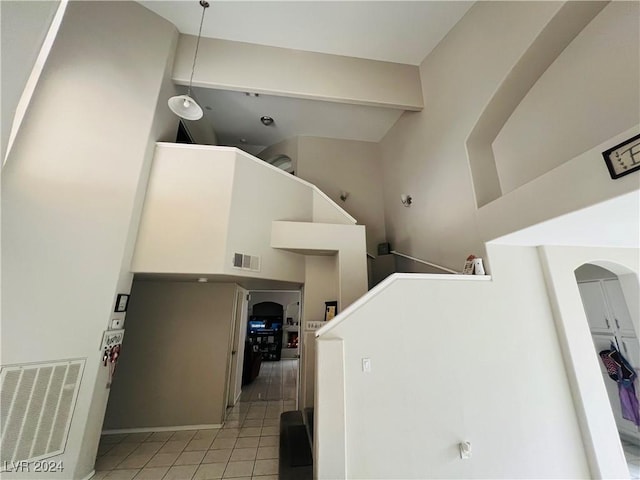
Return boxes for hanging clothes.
[599,343,640,427]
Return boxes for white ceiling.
[139,1,473,65]
[192,87,404,152]
[139,1,473,152]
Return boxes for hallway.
[239,359,297,403]
[93,359,298,479]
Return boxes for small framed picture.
[602,133,640,179]
[324,301,338,321]
[114,294,130,313]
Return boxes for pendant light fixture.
[168,0,209,120]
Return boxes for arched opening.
[574,262,640,475]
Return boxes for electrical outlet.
[459,441,472,459]
[362,357,372,373]
[111,318,124,329]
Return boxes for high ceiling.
[139,1,473,152]
[139,1,473,65]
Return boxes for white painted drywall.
[493,2,640,194]
[103,281,236,429]
[300,255,338,410]
[379,2,563,271]
[271,221,368,310]
[0,2,178,478]
[258,136,386,255]
[132,144,235,274]
[379,2,640,271]
[316,245,594,479]
[225,151,311,283]
[172,36,423,110]
[538,245,638,478]
[0,0,60,160]
[297,137,386,256]
[478,128,640,245]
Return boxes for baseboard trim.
[81,470,96,480]
[102,424,223,435]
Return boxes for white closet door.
[603,279,637,338]
[578,281,613,334]
[619,336,640,372]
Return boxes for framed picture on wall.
[602,133,640,179]
[114,294,130,313]
[324,301,338,321]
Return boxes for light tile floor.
[93,360,298,480]
[623,439,640,479]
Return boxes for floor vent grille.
[0,359,84,466]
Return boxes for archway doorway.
[575,263,640,476]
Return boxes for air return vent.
[0,359,84,466]
[232,252,261,272]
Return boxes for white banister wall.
[132,144,355,285]
[315,244,619,479]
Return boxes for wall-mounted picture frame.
[324,301,338,321]
[114,294,130,313]
[602,133,640,179]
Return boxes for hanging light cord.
[187,0,209,98]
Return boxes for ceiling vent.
[1,359,84,466]
[233,253,261,272]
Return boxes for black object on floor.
[280,411,313,480]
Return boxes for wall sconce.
[400,194,412,207]
[339,191,350,202]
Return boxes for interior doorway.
[242,290,301,406]
[575,263,640,475]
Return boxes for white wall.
[315,245,595,479]
[133,144,356,286]
[493,2,640,194]
[538,245,638,478]
[259,136,386,257]
[225,151,312,283]
[301,256,338,409]
[379,2,563,271]
[271,221,368,311]
[477,128,640,246]
[379,2,639,270]
[0,0,60,160]
[0,2,178,478]
[132,144,235,274]
[297,137,386,256]
[103,281,236,430]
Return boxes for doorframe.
[227,286,249,409]
[538,246,638,478]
